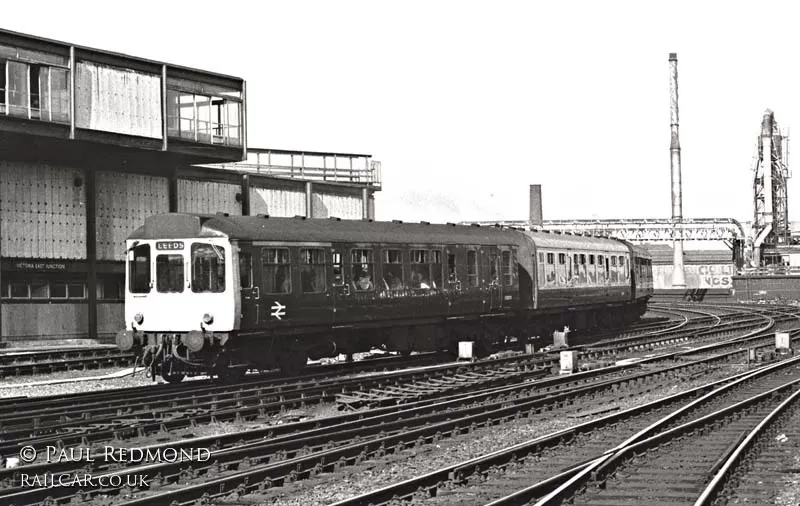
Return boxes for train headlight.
[202,313,214,325]
[134,313,144,325]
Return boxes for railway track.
[539,365,800,505]
[0,346,135,378]
[0,315,674,382]
[3,311,798,505]
[330,353,800,506]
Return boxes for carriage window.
[539,252,544,263]
[597,254,606,283]
[300,248,326,293]
[577,254,587,284]
[502,250,512,286]
[239,252,252,288]
[558,253,566,265]
[447,253,457,282]
[467,250,478,287]
[545,251,556,286]
[193,243,226,293]
[262,248,290,294]
[410,250,430,289]
[431,250,443,289]
[610,255,618,282]
[352,249,374,291]
[332,252,343,285]
[157,254,184,293]
[567,254,573,282]
[383,249,404,290]
[129,243,151,294]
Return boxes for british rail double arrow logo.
[271,301,286,320]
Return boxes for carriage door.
[238,245,259,328]
[330,248,349,323]
[488,251,502,310]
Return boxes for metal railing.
[200,148,382,189]
[738,266,800,276]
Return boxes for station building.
[0,29,379,344]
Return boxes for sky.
[5,1,800,225]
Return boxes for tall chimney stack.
[529,184,543,230]
[669,53,686,287]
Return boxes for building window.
[10,281,28,298]
[1,275,93,300]
[1,58,69,123]
[98,275,123,300]
[31,278,49,299]
[167,88,242,146]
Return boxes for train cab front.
[116,238,237,383]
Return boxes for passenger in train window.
[356,273,373,291]
[274,269,291,293]
[301,266,321,293]
[385,271,404,290]
[412,271,431,289]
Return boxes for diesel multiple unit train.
[116,213,653,382]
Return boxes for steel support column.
[305,181,313,218]
[85,168,97,341]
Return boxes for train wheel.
[161,357,185,383]
[161,371,185,383]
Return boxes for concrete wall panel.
[250,186,305,217]
[315,191,363,219]
[75,62,162,138]
[0,161,86,259]
[178,179,242,215]
[96,171,169,261]
[1,303,88,341]
[98,302,124,339]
